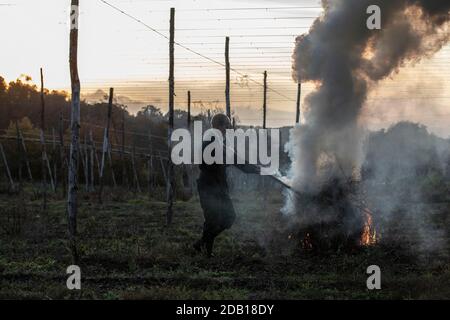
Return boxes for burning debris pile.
[283,168,377,253]
[291,178,365,252]
[284,0,450,252]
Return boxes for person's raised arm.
[223,143,260,174]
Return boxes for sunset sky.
[1,0,449,136]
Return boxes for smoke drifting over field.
[289,0,450,191]
[283,0,450,253]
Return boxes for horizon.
[1,0,449,136]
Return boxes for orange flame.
[361,210,377,246]
[302,232,313,250]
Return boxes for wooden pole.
[107,141,117,188]
[84,135,89,192]
[186,90,193,194]
[148,130,153,197]
[46,150,55,192]
[296,82,301,124]
[40,70,56,193]
[40,67,47,210]
[89,130,95,191]
[99,87,114,202]
[147,156,153,199]
[18,127,33,183]
[121,106,127,187]
[15,121,23,187]
[131,143,141,193]
[59,111,67,198]
[68,0,80,264]
[94,146,101,177]
[0,143,14,191]
[52,127,57,191]
[225,36,231,119]
[159,152,167,183]
[187,90,191,128]
[166,7,175,225]
[262,71,268,202]
[263,70,267,129]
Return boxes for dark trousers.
[197,179,236,252]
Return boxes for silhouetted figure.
[194,114,260,257]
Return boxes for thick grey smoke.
[283,0,449,253]
[289,0,450,191]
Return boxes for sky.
[0,0,449,137]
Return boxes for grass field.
[1,186,449,300]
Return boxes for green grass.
[0,187,449,300]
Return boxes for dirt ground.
[1,186,449,300]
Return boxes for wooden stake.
[52,128,57,191]
[186,91,193,194]
[38,70,55,193]
[46,152,55,192]
[147,156,153,199]
[121,106,127,187]
[296,82,301,124]
[148,130,153,197]
[84,135,89,192]
[263,70,267,129]
[262,72,269,203]
[40,73,56,193]
[159,152,167,183]
[187,90,191,128]
[18,127,33,183]
[94,147,101,178]
[41,77,55,192]
[131,144,141,193]
[107,141,117,188]
[0,143,14,191]
[40,67,48,209]
[99,88,114,202]
[89,130,95,191]
[15,121,23,187]
[225,36,231,119]
[59,111,67,197]
[68,0,80,264]
[166,7,175,225]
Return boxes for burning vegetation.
[281,121,450,255]
[360,210,377,247]
[282,0,450,254]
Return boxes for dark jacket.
[198,138,260,191]
[197,137,260,240]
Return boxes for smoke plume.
[289,0,450,192]
[282,0,449,254]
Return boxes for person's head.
[211,113,232,135]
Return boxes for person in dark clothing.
[194,114,260,257]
